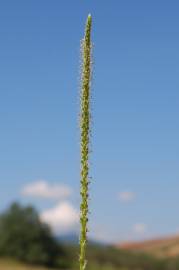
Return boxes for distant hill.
[117,234,179,258]
[56,233,79,244]
[56,233,104,246]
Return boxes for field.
[0,259,54,270]
[1,242,179,270]
[0,258,121,270]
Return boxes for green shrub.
[0,202,67,268]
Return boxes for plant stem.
[79,14,92,270]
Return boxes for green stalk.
[79,14,92,270]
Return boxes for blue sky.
[0,0,179,243]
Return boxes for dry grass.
[0,258,53,270]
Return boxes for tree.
[0,202,67,267]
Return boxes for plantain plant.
[79,14,92,270]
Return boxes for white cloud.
[21,180,72,200]
[133,223,147,234]
[40,201,79,234]
[118,191,135,203]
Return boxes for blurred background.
[0,0,179,269]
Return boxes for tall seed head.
[79,14,92,270]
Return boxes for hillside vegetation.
[1,245,179,270]
[66,244,177,270]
